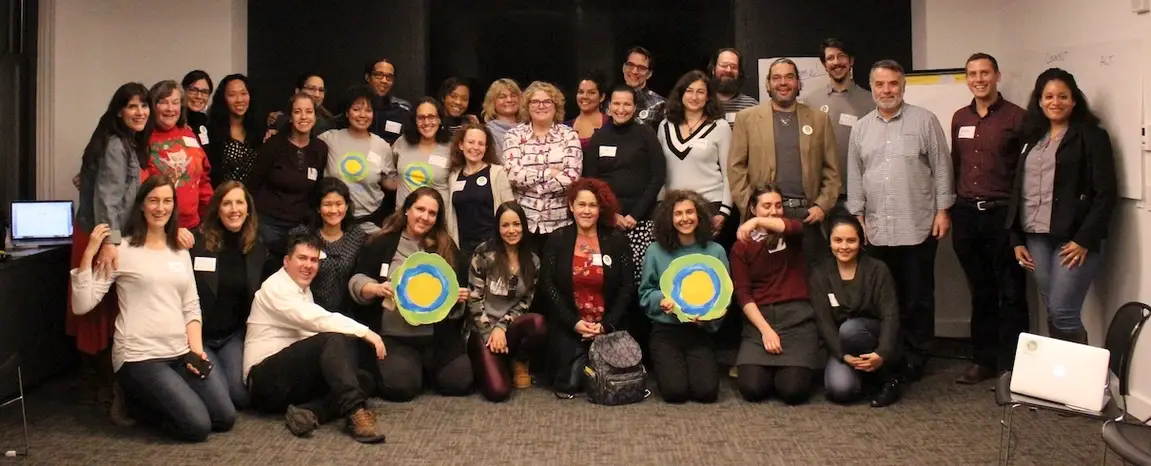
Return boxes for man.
[729,58,839,265]
[710,47,759,127]
[805,38,876,219]
[846,59,953,406]
[949,53,1029,384]
[617,46,666,127]
[244,232,388,444]
[361,58,412,144]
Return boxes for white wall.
[915,0,1151,417]
[35,0,248,202]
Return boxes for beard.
[714,76,741,95]
[768,89,797,107]
[876,96,903,111]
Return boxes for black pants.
[870,237,938,369]
[549,326,593,394]
[248,333,373,424]
[376,331,473,401]
[783,204,831,267]
[713,204,742,352]
[736,365,814,405]
[951,203,1030,370]
[649,322,719,403]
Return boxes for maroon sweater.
[730,218,808,307]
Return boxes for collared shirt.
[1020,132,1061,233]
[721,93,759,127]
[846,103,954,246]
[804,82,876,188]
[950,94,1025,200]
[501,123,583,234]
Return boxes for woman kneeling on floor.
[730,185,821,405]
[638,190,728,403]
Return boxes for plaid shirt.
[501,123,583,234]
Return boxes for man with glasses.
[616,46,665,127]
[710,48,759,127]
[729,58,839,265]
[360,58,412,144]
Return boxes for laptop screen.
[11,201,74,240]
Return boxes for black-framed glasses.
[370,71,396,81]
[186,87,210,97]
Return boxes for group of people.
[65,37,1116,444]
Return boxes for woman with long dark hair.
[207,74,265,186]
[349,187,472,400]
[444,122,514,261]
[1007,68,1116,344]
[72,175,235,442]
[565,70,608,151]
[392,97,453,209]
[288,177,368,315]
[466,201,545,402]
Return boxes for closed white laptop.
[1010,332,1111,412]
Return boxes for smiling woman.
[207,74,266,187]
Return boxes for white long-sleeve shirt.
[243,268,370,380]
[70,242,200,372]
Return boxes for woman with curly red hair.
[538,178,636,398]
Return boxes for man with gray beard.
[709,48,759,127]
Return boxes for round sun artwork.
[659,254,732,322]
[391,251,459,325]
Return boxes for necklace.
[777,112,796,126]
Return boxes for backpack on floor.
[584,331,649,405]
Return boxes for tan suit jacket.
[728,103,840,219]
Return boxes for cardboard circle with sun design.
[402,162,435,191]
[339,151,369,183]
[391,251,459,326]
[659,254,732,323]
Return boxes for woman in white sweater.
[71,176,236,442]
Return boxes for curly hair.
[201,181,259,254]
[653,190,714,252]
[665,70,723,125]
[402,97,451,145]
[566,178,619,230]
[448,122,500,171]
[518,81,566,123]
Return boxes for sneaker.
[346,407,385,444]
[285,405,319,437]
[513,361,532,389]
[109,382,136,427]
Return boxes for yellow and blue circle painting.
[659,254,732,322]
[339,151,369,183]
[402,162,435,191]
[392,251,459,325]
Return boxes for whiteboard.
[758,57,829,105]
[1002,39,1144,200]
[903,72,971,151]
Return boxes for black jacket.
[350,230,467,334]
[583,120,666,220]
[539,225,636,334]
[1005,123,1117,250]
[189,230,267,339]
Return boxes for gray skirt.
[735,300,822,369]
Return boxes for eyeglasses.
[186,87,210,97]
[528,99,554,108]
[716,63,739,71]
[370,72,396,81]
[624,62,650,73]
[416,115,440,122]
[302,85,326,93]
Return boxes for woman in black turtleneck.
[190,181,267,409]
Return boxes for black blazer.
[1005,123,1117,250]
[350,230,468,334]
[189,231,267,333]
[539,225,636,334]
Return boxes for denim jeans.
[824,318,881,403]
[204,329,249,409]
[117,356,236,442]
[1024,234,1105,333]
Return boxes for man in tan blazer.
[729,58,839,264]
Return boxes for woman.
[319,84,396,234]
[248,92,328,268]
[729,185,820,405]
[539,178,635,397]
[190,181,267,409]
[349,187,472,401]
[564,71,608,151]
[393,97,452,209]
[207,74,264,186]
[71,176,236,442]
[142,80,213,231]
[502,81,583,250]
[268,73,334,137]
[810,216,902,407]
[482,78,521,154]
[288,177,367,315]
[69,82,150,418]
[466,202,545,402]
[657,70,735,247]
[445,122,514,261]
[182,70,213,147]
[638,190,727,403]
[584,84,666,279]
[439,77,479,133]
[1009,68,1117,344]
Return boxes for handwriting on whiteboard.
[1100,55,1114,66]
[1045,51,1068,64]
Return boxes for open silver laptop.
[9,200,74,248]
[1010,332,1111,412]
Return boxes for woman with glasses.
[482,78,521,154]
[248,92,328,270]
[564,70,608,152]
[207,74,265,186]
[182,70,213,148]
[266,73,335,139]
[392,97,452,209]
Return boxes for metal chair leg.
[1002,404,1019,466]
[18,366,27,457]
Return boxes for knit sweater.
[583,120,666,220]
[656,119,734,215]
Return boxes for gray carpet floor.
[0,356,1126,465]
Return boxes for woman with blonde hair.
[482,78,522,154]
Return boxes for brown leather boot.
[346,407,385,444]
[513,361,532,389]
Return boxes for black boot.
[870,368,903,408]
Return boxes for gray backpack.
[584,331,649,405]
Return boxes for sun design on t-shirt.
[402,162,434,191]
[339,151,369,183]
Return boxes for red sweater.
[145,125,213,229]
[730,218,808,307]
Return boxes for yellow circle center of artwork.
[407,274,443,308]
[344,159,363,174]
[409,169,427,185]
[680,270,715,307]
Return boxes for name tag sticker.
[168,262,186,274]
[828,293,841,307]
[198,126,210,145]
[599,146,617,157]
[489,278,509,296]
[958,126,976,139]
[591,254,603,266]
[319,251,328,260]
[384,120,402,134]
[428,155,448,168]
[452,180,466,192]
[306,167,318,181]
[379,263,389,278]
[367,151,382,167]
[193,257,216,272]
[725,112,736,123]
[838,113,858,127]
[182,136,201,148]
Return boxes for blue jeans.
[117,357,236,442]
[1025,234,1105,333]
[204,329,249,409]
[824,318,881,403]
